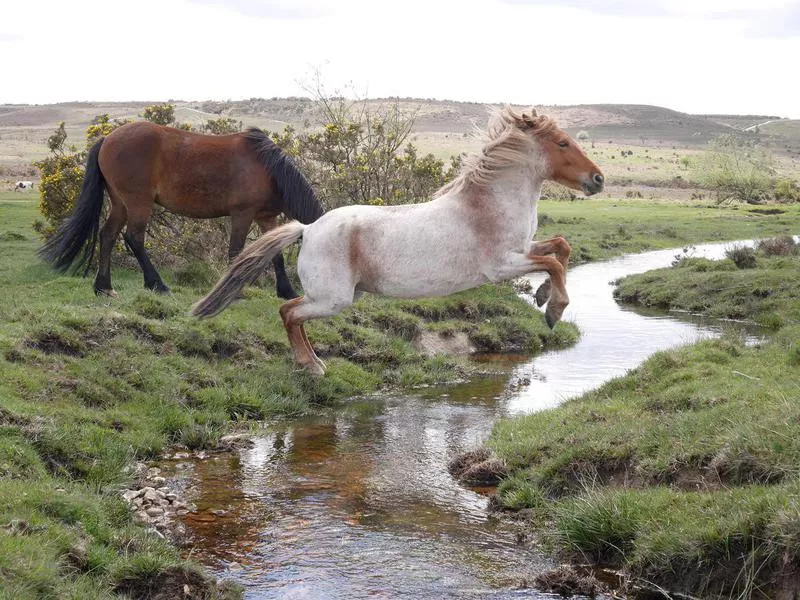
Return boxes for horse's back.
[98,122,272,217]
[299,199,486,299]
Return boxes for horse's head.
[512,110,604,196]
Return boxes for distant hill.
[1,99,797,176]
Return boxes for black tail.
[243,128,324,224]
[39,139,106,275]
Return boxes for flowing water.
[167,239,768,599]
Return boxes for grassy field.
[490,236,800,597]
[2,190,800,597]
[536,197,800,263]
[0,195,574,599]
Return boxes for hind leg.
[279,293,354,377]
[257,216,298,299]
[124,206,170,294]
[94,199,127,296]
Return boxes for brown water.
[169,239,770,599]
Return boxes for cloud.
[188,0,332,19]
[498,0,670,17]
[716,4,800,37]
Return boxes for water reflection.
[173,238,780,599]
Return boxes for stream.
[165,239,767,599]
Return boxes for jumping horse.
[39,122,323,299]
[193,107,604,376]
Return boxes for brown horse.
[39,121,323,298]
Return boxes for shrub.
[698,135,775,204]
[757,236,796,257]
[725,244,757,269]
[774,178,800,202]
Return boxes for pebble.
[146,507,164,517]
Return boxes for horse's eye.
[558,141,569,148]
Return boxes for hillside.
[1,99,798,178]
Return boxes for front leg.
[529,236,571,307]
[486,250,568,328]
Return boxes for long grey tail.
[191,221,306,318]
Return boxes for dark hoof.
[149,284,171,295]
[535,279,552,307]
[545,312,557,329]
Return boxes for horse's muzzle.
[583,172,604,196]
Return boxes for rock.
[150,476,166,486]
[210,509,228,517]
[165,493,178,502]
[142,488,159,503]
[146,507,164,517]
[136,511,149,521]
[122,489,143,502]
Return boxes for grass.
[614,241,800,329]
[535,197,800,263]
[0,195,567,598]
[490,240,800,597]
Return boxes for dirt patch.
[413,331,474,357]
[448,447,508,484]
[25,331,86,356]
[749,208,786,215]
[114,564,239,600]
[534,566,601,597]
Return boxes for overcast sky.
[2,0,798,117]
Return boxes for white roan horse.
[14,181,34,191]
[193,107,604,376]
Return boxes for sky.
[2,0,799,117]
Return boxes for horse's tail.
[192,221,306,319]
[39,139,106,275]
[243,128,324,224]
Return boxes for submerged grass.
[491,241,800,598]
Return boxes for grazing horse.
[39,122,323,298]
[193,107,604,376]
[14,181,34,191]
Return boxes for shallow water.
[170,239,770,599]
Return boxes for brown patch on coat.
[462,187,501,261]
[349,226,379,292]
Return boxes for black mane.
[243,128,323,224]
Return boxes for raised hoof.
[535,279,552,307]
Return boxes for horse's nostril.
[593,173,604,186]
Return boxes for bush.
[774,178,800,202]
[725,244,757,269]
[698,135,775,204]
[757,236,797,257]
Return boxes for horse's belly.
[366,270,490,299]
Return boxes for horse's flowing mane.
[243,128,324,224]
[435,107,557,197]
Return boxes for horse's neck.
[488,165,543,219]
